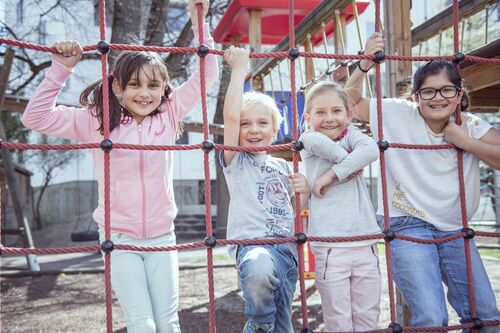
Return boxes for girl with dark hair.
[345,33,500,331]
[22,1,218,331]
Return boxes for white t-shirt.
[369,98,492,231]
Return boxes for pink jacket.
[22,24,219,239]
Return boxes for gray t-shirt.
[221,152,294,257]
[300,125,380,247]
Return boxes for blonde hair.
[304,81,350,117]
[241,91,283,132]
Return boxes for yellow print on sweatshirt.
[392,181,426,218]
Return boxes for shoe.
[242,320,274,333]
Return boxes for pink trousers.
[313,244,381,332]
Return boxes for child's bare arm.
[344,32,384,122]
[223,46,249,165]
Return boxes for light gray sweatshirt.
[299,125,381,247]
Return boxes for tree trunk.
[165,22,195,82]
[145,0,170,46]
[34,173,52,229]
[109,0,143,68]
[213,53,232,239]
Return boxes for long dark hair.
[80,51,174,134]
[411,59,470,110]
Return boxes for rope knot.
[454,52,465,64]
[288,48,300,60]
[201,140,214,153]
[292,140,304,152]
[461,227,475,239]
[377,140,389,151]
[389,323,403,333]
[101,240,114,253]
[197,44,209,57]
[383,229,396,242]
[204,236,217,248]
[100,139,113,152]
[97,40,109,54]
[295,233,307,244]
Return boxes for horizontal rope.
[4,230,498,255]
[2,37,499,65]
[389,143,455,150]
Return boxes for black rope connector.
[383,229,396,242]
[374,50,385,63]
[389,323,403,333]
[472,318,484,329]
[100,139,113,152]
[204,236,217,248]
[101,240,114,253]
[288,48,300,60]
[300,328,314,333]
[454,52,465,64]
[295,232,307,244]
[377,140,389,151]
[197,44,209,57]
[97,40,110,54]
[462,227,475,239]
[201,140,214,153]
[292,140,304,152]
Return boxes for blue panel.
[242,82,304,142]
[268,90,305,142]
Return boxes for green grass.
[479,248,500,260]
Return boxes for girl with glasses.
[345,33,500,332]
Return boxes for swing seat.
[71,230,99,242]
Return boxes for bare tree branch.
[145,0,170,46]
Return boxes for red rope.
[2,0,499,331]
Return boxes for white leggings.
[99,231,181,333]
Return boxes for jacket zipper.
[323,248,332,279]
[138,124,146,238]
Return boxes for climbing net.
[1,0,500,332]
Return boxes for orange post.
[301,209,315,279]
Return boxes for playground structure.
[0,0,500,332]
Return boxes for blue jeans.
[236,244,298,333]
[382,216,500,332]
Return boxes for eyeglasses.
[416,86,461,100]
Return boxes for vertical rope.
[374,0,397,324]
[452,0,478,327]
[288,0,309,328]
[194,5,216,333]
[98,0,112,332]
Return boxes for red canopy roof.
[213,0,370,45]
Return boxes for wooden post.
[333,11,347,67]
[0,48,40,271]
[303,36,315,83]
[384,0,412,97]
[383,0,412,324]
[249,8,264,91]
